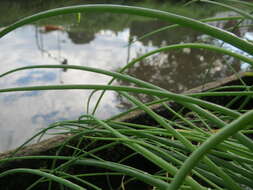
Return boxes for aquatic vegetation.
[0,0,253,189]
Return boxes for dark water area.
[0,0,252,152]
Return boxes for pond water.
[0,0,252,152]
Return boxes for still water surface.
[0,0,252,152]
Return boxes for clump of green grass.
[0,1,253,190]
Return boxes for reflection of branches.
[35,25,68,73]
[116,47,241,108]
[126,36,133,64]
[117,45,240,108]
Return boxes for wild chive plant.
[0,1,253,190]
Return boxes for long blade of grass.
[130,15,243,45]
[0,84,242,118]
[1,5,253,55]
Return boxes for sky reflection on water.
[0,26,153,152]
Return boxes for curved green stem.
[1,5,253,55]
[0,84,242,119]
[130,16,243,45]
[0,84,241,117]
